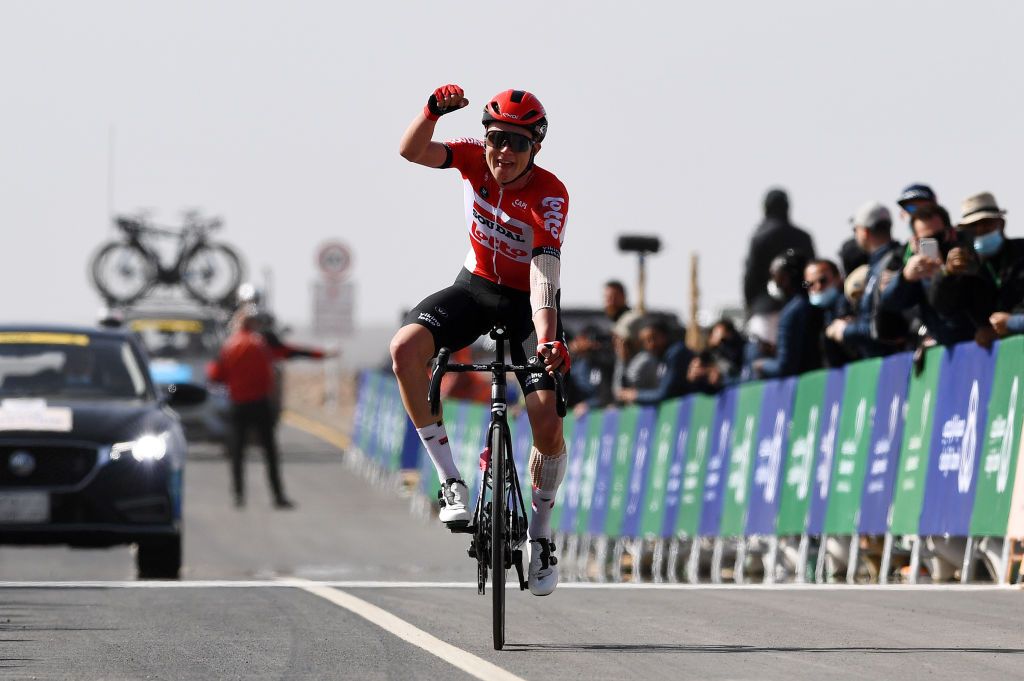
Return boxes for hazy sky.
[3,1,1022,332]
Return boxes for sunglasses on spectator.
[803,277,830,289]
[485,130,533,153]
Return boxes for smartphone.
[918,237,940,260]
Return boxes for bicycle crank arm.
[512,549,527,590]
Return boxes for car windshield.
[129,318,222,360]
[0,332,150,400]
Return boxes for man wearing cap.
[826,201,908,358]
[742,188,815,345]
[955,192,1024,338]
[897,183,938,223]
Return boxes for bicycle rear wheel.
[490,423,507,650]
[181,242,245,306]
[90,242,156,305]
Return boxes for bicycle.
[90,211,245,306]
[427,325,567,650]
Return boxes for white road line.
[295,580,525,681]
[0,579,1017,591]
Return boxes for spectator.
[837,237,868,279]
[843,264,870,308]
[603,280,640,330]
[208,306,294,510]
[616,318,693,405]
[826,201,908,358]
[954,192,1024,338]
[879,204,997,348]
[751,250,823,379]
[567,325,615,414]
[896,182,938,224]
[687,318,745,394]
[743,188,816,346]
[804,259,856,367]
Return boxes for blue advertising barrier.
[661,397,694,537]
[698,387,738,537]
[587,409,621,535]
[621,407,658,538]
[858,352,913,534]
[746,377,798,535]
[559,412,591,533]
[919,342,997,536]
[806,368,845,536]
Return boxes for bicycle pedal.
[445,520,473,534]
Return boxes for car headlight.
[111,432,169,462]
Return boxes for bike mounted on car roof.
[427,324,566,651]
[90,211,245,308]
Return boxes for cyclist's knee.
[526,396,564,453]
[389,325,434,377]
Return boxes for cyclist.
[391,84,569,596]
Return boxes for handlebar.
[427,347,568,418]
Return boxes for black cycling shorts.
[404,268,565,396]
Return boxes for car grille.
[0,445,98,488]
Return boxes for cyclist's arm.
[398,114,449,168]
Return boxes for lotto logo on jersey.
[541,197,566,240]
[470,221,530,262]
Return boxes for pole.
[637,252,647,314]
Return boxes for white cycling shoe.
[438,478,471,525]
[528,537,559,596]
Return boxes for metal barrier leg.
[733,538,746,585]
[960,536,975,584]
[576,533,592,582]
[652,539,666,584]
[686,537,702,583]
[909,535,921,584]
[628,538,645,583]
[564,534,579,581]
[847,534,860,584]
[666,537,682,583]
[999,535,1012,585]
[814,534,827,583]
[765,536,779,584]
[593,535,610,583]
[879,532,893,585]
[796,533,809,584]
[611,538,625,583]
[711,538,724,584]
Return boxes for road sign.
[312,280,355,337]
[316,241,353,281]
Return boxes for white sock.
[528,445,567,540]
[416,421,460,483]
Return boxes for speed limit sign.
[317,241,353,281]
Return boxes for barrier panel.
[858,352,913,535]
[603,407,646,538]
[586,409,621,536]
[639,399,685,539]
[823,358,882,536]
[698,388,738,537]
[806,369,845,536]
[556,412,590,534]
[970,336,1024,537]
[720,382,766,538]
[919,342,995,536]
[775,370,828,536]
[549,413,578,532]
[746,377,798,535]
[667,395,716,538]
[888,346,944,536]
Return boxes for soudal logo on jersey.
[472,208,526,243]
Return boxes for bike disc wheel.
[181,242,245,306]
[490,424,507,650]
[89,242,155,305]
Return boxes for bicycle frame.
[117,218,216,285]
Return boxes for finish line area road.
[1,425,1022,680]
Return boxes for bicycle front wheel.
[181,242,245,306]
[90,242,156,305]
[490,422,507,651]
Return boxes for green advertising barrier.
[549,413,577,531]
[576,413,606,535]
[776,369,828,535]
[971,336,1024,536]
[889,345,945,535]
[603,406,641,536]
[824,358,883,535]
[674,395,717,536]
[720,382,766,537]
[639,399,684,538]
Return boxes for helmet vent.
[523,109,539,120]
[510,90,526,103]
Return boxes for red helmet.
[481,89,548,143]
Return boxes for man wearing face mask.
[826,201,908,359]
[751,250,823,379]
[804,259,855,367]
[956,192,1024,338]
[880,204,996,348]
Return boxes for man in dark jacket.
[743,188,815,344]
[616,318,692,405]
[804,259,855,367]
[752,250,823,378]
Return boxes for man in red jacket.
[208,306,294,509]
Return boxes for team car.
[123,308,231,445]
[0,325,205,578]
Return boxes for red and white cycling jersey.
[441,138,569,292]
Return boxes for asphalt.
[1,424,1022,680]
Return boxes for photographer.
[687,318,745,394]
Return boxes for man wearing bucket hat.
[956,192,1024,338]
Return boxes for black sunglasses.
[485,130,533,153]
[803,277,830,289]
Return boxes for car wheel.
[136,535,182,580]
